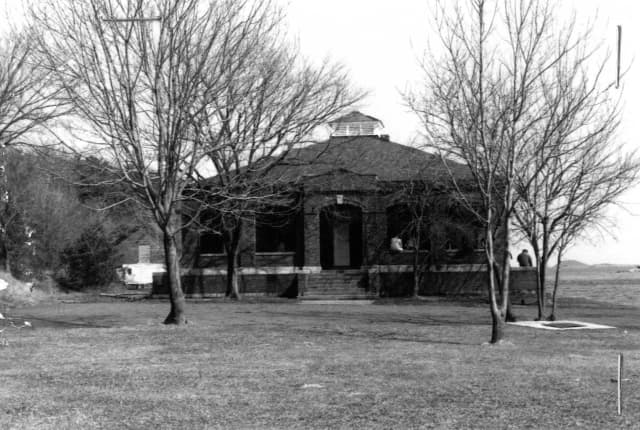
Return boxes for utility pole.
[616,25,622,89]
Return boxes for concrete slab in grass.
[509,320,615,330]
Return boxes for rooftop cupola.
[328,111,385,137]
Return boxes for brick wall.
[378,266,537,298]
[254,253,296,267]
[152,272,298,298]
[152,266,536,300]
[181,218,256,268]
[509,267,538,303]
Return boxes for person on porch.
[517,249,533,267]
[390,236,403,253]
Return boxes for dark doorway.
[319,204,363,269]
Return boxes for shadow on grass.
[9,315,114,329]
[556,296,640,310]
[265,309,488,327]
[373,296,489,307]
[291,326,476,346]
[380,315,487,326]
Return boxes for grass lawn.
[1,296,639,429]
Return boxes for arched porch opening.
[319,204,363,269]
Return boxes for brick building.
[153,111,536,298]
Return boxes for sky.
[283,0,640,265]
[1,0,638,265]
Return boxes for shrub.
[60,223,116,289]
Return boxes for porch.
[151,265,537,301]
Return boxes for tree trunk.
[535,267,543,320]
[412,242,420,298]
[486,233,505,344]
[490,306,505,343]
[226,247,241,300]
[162,229,187,325]
[488,265,506,344]
[548,251,563,321]
[0,242,9,274]
[532,245,543,320]
[493,261,516,322]
[499,204,513,323]
[225,222,242,300]
[539,227,551,318]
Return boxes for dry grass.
[0,294,639,429]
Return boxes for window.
[255,208,298,253]
[199,210,224,254]
[445,225,471,252]
[386,204,430,251]
[443,205,481,253]
[200,231,224,254]
[473,228,486,250]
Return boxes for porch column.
[303,208,320,268]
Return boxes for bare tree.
[192,21,363,300]
[401,181,435,298]
[0,30,63,271]
[31,0,287,324]
[515,132,639,320]
[407,0,606,342]
[492,1,640,321]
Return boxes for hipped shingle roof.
[273,135,469,184]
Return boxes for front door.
[320,204,363,269]
[333,217,351,266]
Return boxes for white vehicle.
[119,263,166,289]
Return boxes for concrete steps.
[301,270,376,299]
[300,295,374,301]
